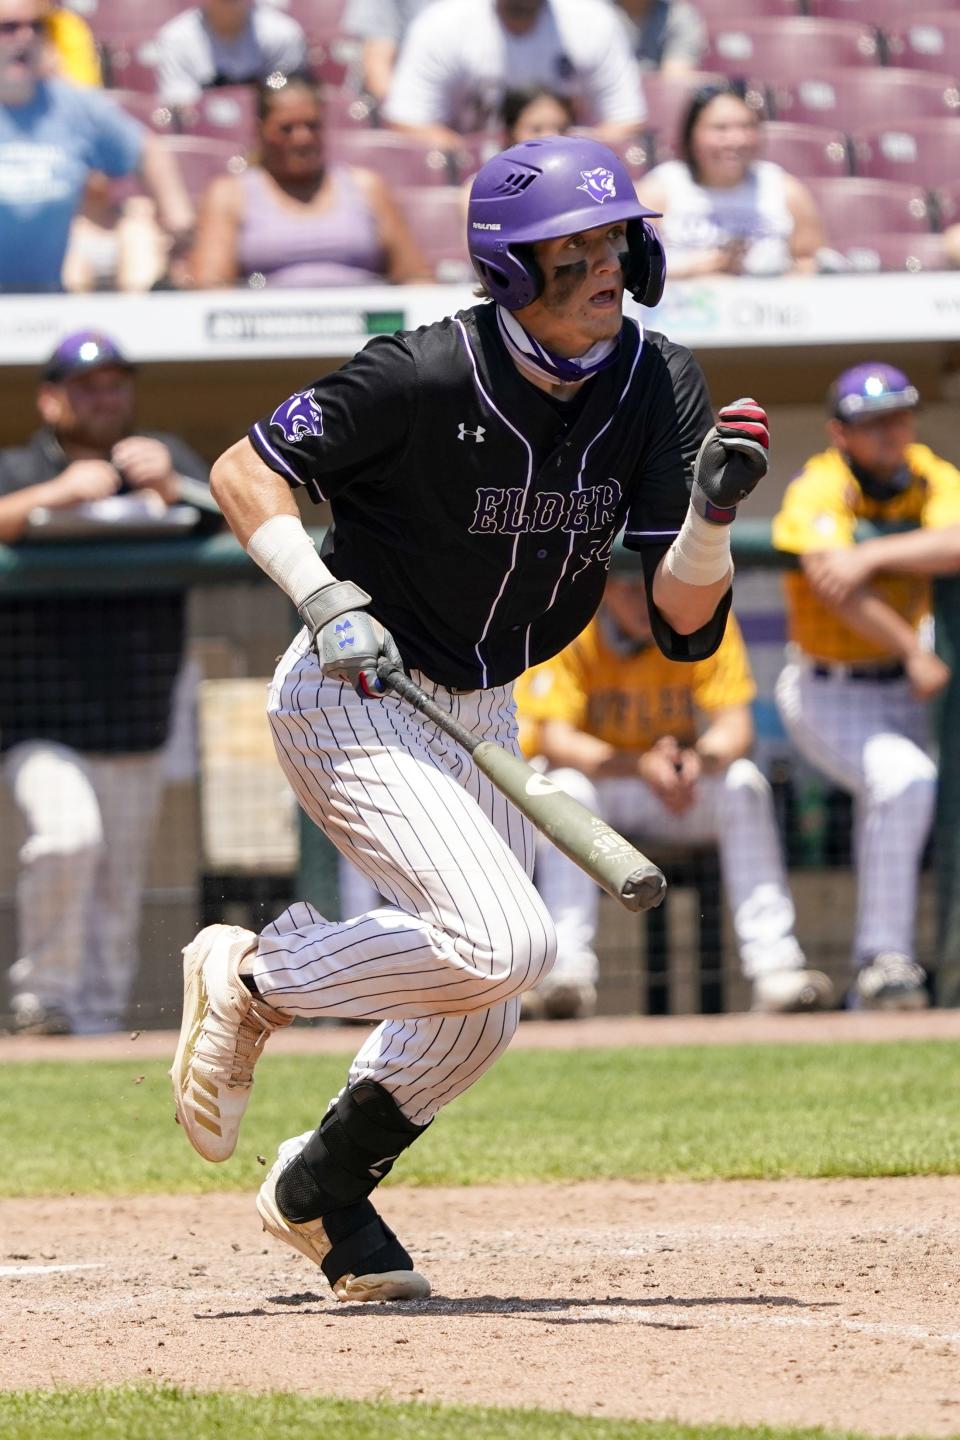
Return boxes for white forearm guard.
[663,496,734,587]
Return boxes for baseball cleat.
[751,967,835,1014]
[540,979,597,1021]
[854,952,929,1011]
[170,924,292,1163]
[256,1134,431,1303]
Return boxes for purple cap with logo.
[42,330,136,383]
[828,363,919,423]
[467,135,664,310]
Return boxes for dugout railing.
[1,521,957,1027]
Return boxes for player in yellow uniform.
[773,362,960,1009]
[515,554,831,1018]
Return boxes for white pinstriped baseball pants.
[250,633,557,1126]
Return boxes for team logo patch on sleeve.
[576,167,616,204]
[270,391,324,443]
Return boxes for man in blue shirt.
[0,0,194,291]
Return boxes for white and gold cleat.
[170,924,292,1162]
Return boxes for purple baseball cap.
[828,363,919,423]
[42,330,136,383]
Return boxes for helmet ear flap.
[475,244,544,309]
[624,219,665,308]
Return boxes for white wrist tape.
[246,514,333,609]
[664,501,734,587]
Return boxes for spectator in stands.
[615,0,707,74]
[0,0,194,292]
[773,363,960,1011]
[383,0,645,150]
[636,82,824,278]
[0,331,215,1036]
[502,83,574,144]
[945,224,960,269]
[190,71,430,288]
[513,557,831,1019]
[155,0,308,107]
[42,2,102,85]
[63,172,179,292]
[342,0,434,105]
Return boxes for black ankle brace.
[275,1080,429,1223]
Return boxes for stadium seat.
[611,134,657,180]
[804,177,934,248]
[75,0,183,45]
[885,14,960,75]
[156,135,248,202]
[322,85,378,130]
[261,0,351,34]
[850,118,960,189]
[307,32,362,87]
[639,70,741,154]
[102,34,162,92]
[807,0,960,24]
[327,130,456,185]
[770,66,960,127]
[395,187,471,282]
[932,176,960,225]
[176,86,258,146]
[828,231,952,270]
[703,18,882,82]
[695,0,801,22]
[104,88,177,132]
[760,121,850,177]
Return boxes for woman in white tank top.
[637,83,825,278]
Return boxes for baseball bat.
[376,662,667,913]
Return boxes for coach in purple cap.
[773,362,960,1011]
[169,135,772,1305]
[0,329,213,1036]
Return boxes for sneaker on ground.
[751,968,835,1014]
[854,952,928,1011]
[170,924,293,1163]
[256,1133,431,1304]
[12,995,71,1036]
[541,979,597,1021]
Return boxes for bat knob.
[621,866,667,912]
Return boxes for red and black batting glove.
[691,398,770,525]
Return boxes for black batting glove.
[692,398,770,523]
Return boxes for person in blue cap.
[170,134,771,1303]
[0,329,212,1036]
[773,362,960,1011]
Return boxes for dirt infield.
[3,1013,960,1435]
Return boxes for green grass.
[2,1040,958,1198]
[0,1388,928,1440]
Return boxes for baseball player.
[773,363,960,1009]
[171,135,771,1303]
[513,556,832,1018]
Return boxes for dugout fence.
[1,521,957,1030]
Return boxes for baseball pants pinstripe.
[775,660,936,965]
[250,633,557,1127]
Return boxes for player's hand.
[802,547,874,607]
[692,399,769,518]
[906,649,951,702]
[111,437,179,504]
[49,460,121,506]
[314,608,404,699]
[639,738,695,814]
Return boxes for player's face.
[603,574,653,642]
[518,220,628,356]
[831,410,917,479]
[0,0,45,104]
[259,89,325,181]
[690,95,759,187]
[39,366,137,448]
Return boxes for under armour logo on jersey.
[457,423,486,443]
[270,390,324,443]
[577,167,617,204]
[334,620,355,650]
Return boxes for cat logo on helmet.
[576,167,617,204]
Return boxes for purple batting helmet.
[467,136,665,310]
[828,363,920,423]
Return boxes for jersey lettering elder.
[170,135,771,1304]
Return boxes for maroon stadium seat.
[771,66,960,127]
[850,118,960,188]
[804,177,934,248]
[826,231,952,270]
[396,187,471,282]
[695,0,802,21]
[102,34,162,92]
[79,0,183,44]
[885,14,960,75]
[104,88,177,132]
[176,86,258,146]
[322,85,378,130]
[156,134,248,203]
[639,70,738,153]
[327,130,455,185]
[808,0,960,24]
[760,121,850,177]
[703,18,881,81]
[262,0,351,34]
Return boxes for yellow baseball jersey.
[772,444,960,663]
[514,612,755,758]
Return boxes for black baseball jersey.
[249,302,730,691]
